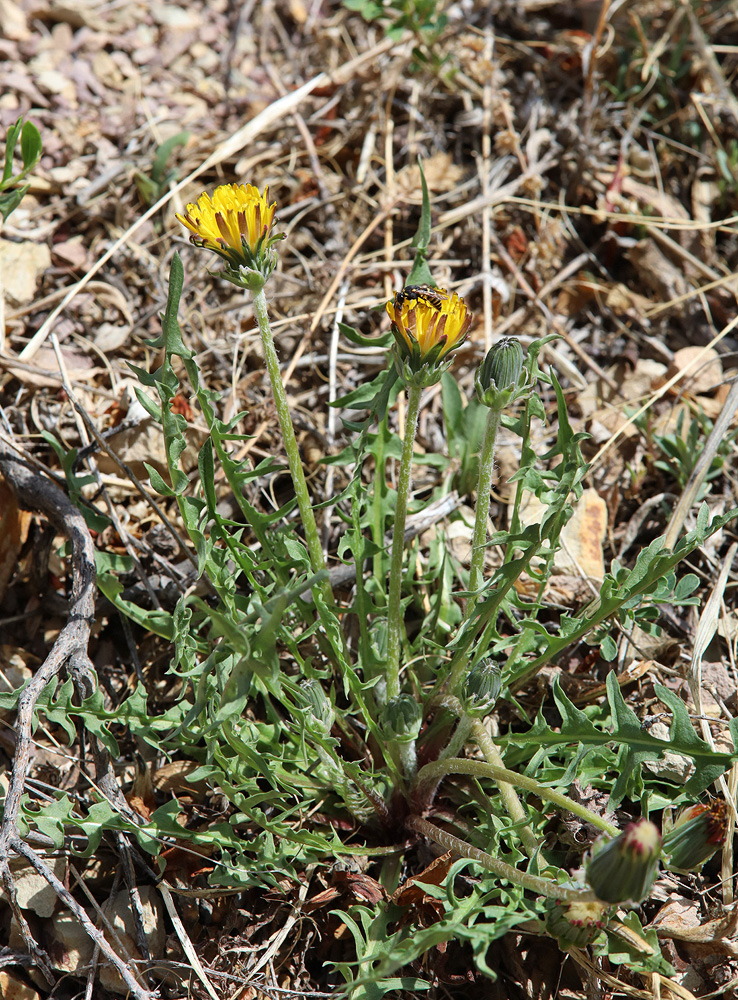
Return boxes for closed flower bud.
[297,679,335,735]
[475,337,527,410]
[460,659,502,717]
[586,819,662,904]
[662,800,727,873]
[545,898,610,949]
[382,694,422,743]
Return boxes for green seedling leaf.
[2,117,22,184]
[0,187,27,221]
[20,120,42,170]
[151,130,189,183]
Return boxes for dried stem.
[0,451,148,993]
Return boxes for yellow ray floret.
[386,286,472,365]
[176,183,276,263]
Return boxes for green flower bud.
[297,679,335,735]
[586,819,662,904]
[460,659,502,717]
[545,898,610,949]
[662,801,727,873]
[382,694,422,743]
[475,337,527,410]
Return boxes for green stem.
[385,383,423,700]
[417,757,620,837]
[445,538,543,696]
[251,287,333,606]
[437,715,473,763]
[470,719,541,856]
[424,695,539,856]
[372,414,387,584]
[407,816,596,902]
[467,407,502,612]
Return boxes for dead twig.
[0,450,149,995]
[10,838,153,1000]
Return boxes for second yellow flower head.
[176,183,277,271]
[386,285,472,370]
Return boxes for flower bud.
[585,819,662,904]
[475,337,526,410]
[662,800,727,873]
[545,898,610,949]
[460,659,502,717]
[297,679,335,735]
[382,694,422,743]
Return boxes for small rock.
[48,911,94,974]
[0,971,40,1000]
[99,886,165,994]
[0,240,51,305]
[7,856,66,918]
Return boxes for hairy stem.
[407,816,596,902]
[467,406,502,611]
[251,287,333,606]
[385,383,423,700]
[424,695,540,856]
[417,757,619,837]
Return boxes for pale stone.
[99,886,165,994]
[48,911,94,973]
[7,856,67,918]
[0,970,41,1000]
[0,240,51,305]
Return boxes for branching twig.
[11,838,153,1000]
[0,451,151,995]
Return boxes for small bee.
[395,283,445,310]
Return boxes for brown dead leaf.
[516,488,607,581]
[626,240,688,303]
[333,870,386,905]
[555,276,597,317]
[0,239,51,305]
[303,886,341,913]
[153,759,210,796]
[651,896,738,956]
[398,153,464,197]
[605,282,655,318]
[392,850,453,908]
[158,843,216,882]
[664,346,723,397]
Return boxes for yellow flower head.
[386,285,472,370]
[175,183,278,274]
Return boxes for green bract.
[545,898,610,949]
[475,336,530,410]
[586,820,662,904]
[460,659,502,717]
[298,678,335,735]
[662,801,727,873]
[382,694,423,743]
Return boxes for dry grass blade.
[159,883,219,1000]
[664,379,738,549]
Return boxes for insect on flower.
[395,284,445,311]
[386,284,471,372]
